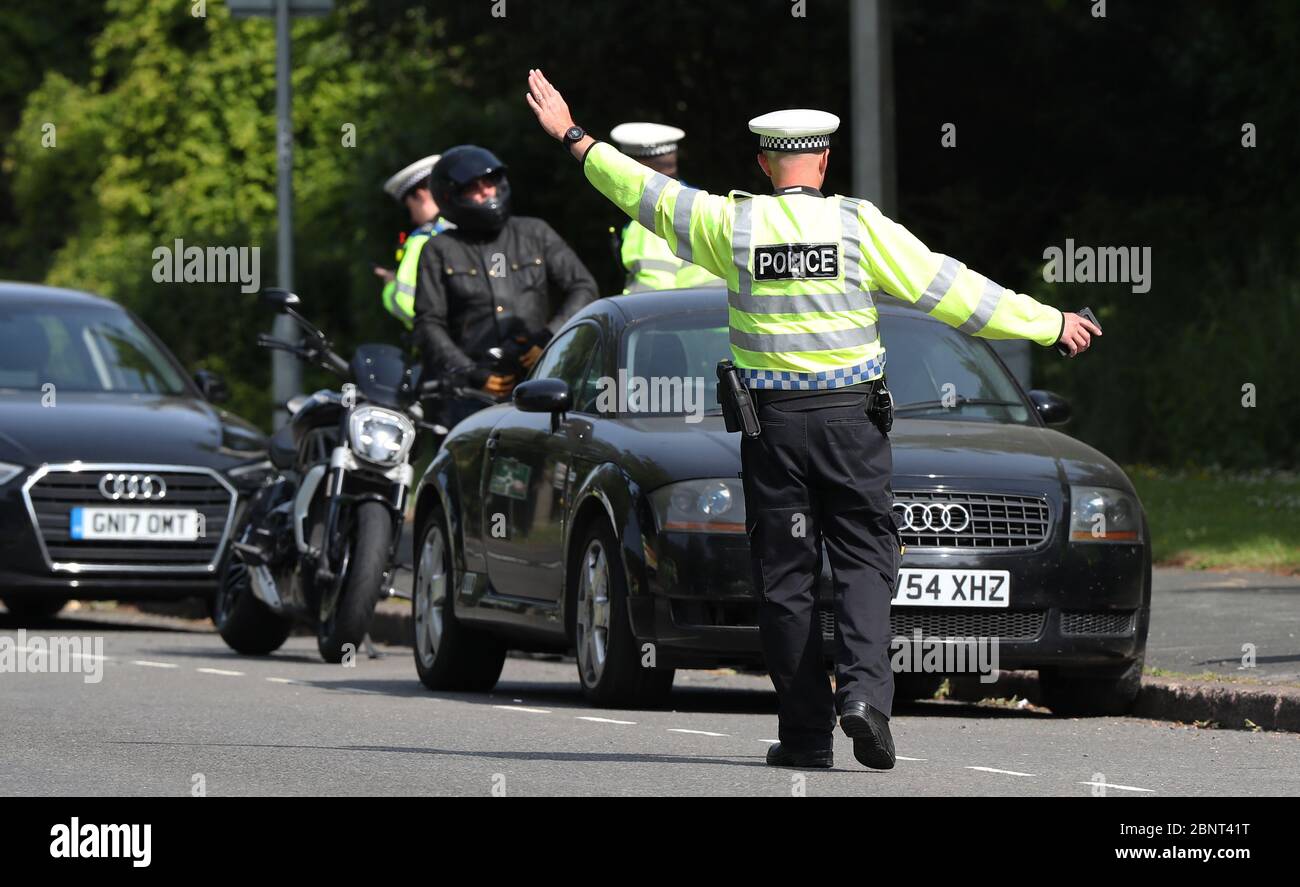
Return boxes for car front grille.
[22,465,236,573]
[892,490,1051,550]
[1060,610,1137,636]
[819,608,1047,641]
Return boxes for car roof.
[592,286,942,325]
[0,281,117,308]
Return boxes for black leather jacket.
[412,216,598,377]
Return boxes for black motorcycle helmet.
[430,145,512,235]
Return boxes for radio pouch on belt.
[716,359,761,438]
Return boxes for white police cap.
[383,154,441,201]
[748,109,840,152]
[610,122,685,157]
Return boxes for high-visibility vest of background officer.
[609,122,722,293]
[526,70,1100,772]
[375,154,453,330]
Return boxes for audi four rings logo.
[893,501,970,532]
[98,473,167,501]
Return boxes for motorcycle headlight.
[651,479,746,534]
[1070,485,1143,542]
[0,461,25,487]
[348,406,415,466]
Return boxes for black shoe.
[840,701,896,770]
[765,742,833,769]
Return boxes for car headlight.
[1070,485,1143,542]
[0,461,25,487]
[348,406,415,466]
[651,479,746,534]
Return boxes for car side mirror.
[1028,389,1071,425]
[260,288,301,311]
[194,369,230,404]
[514,378,571,429]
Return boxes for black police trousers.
[740,394,900,752]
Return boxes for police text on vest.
[753,243,840,281]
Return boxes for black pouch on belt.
[867,379,894,434]
[716,359,761,438]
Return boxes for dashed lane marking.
[577,716,637,725]
[196,667,245,677]
[668,729,729,737]
[131,660,177,669]
[967,766,1035,777]
[1079,780,1156,793]
[494,705,551,714]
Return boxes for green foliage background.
[2,0,1297,467]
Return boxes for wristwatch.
[562,125,586,150]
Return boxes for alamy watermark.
[151,238,261,293]
[594,370,707,423]
[890,629,1000,683]
[1042,238,1151,294]
[0,630,104,684]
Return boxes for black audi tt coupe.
[410,288,1150,716]
[0,283,268,619]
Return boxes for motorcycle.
[213,288,493,662]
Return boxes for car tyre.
[1039,653,1144,717]
[412,510,506,692]
[573,521,675,708]
[1,595,68,622]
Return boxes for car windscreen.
[0,302,188,395]
[620,308,1033,424]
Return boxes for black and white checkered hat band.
[393,169,430,196]
[758,134,832,151]
[619,143,678,157]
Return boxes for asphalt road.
[2,610,1297,796]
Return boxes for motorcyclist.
[412,145,598,417]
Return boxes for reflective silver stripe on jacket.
[671,188,700,263]
[916,254,964,312]
[957,274,1005,335]
[838,197,875,314]
[730,322,878,354]
[638,172,673,232]
[629,258,682,274]
[731,197,754,298]
[729,288,880,315]
[395,280,415,296]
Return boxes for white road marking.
[577,716,636,725]
[1079,780,1156,793]
[131,660,177,669]
[668,729,729,737]
[494,705,551,714]
[265,677,300,684]
[967,766,1035,777]
[196,667,244,677]
[14,646,109,661]
[896,756,927,762]
[759,739,779,744]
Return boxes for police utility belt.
[716,359,893,439]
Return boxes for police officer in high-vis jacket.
[375,154,452,330]
[526,70,1100,771]
[609,122,721,293]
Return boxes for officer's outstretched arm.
[855,200,1064,347]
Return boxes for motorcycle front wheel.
[317,499,392,663]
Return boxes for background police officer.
[609,122,721,293]
[525,69,1099,770]
[375,154,451,330]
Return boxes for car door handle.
[486,434,499,454]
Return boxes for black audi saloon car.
[0,282,268,619]
[410,288,1150,716]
